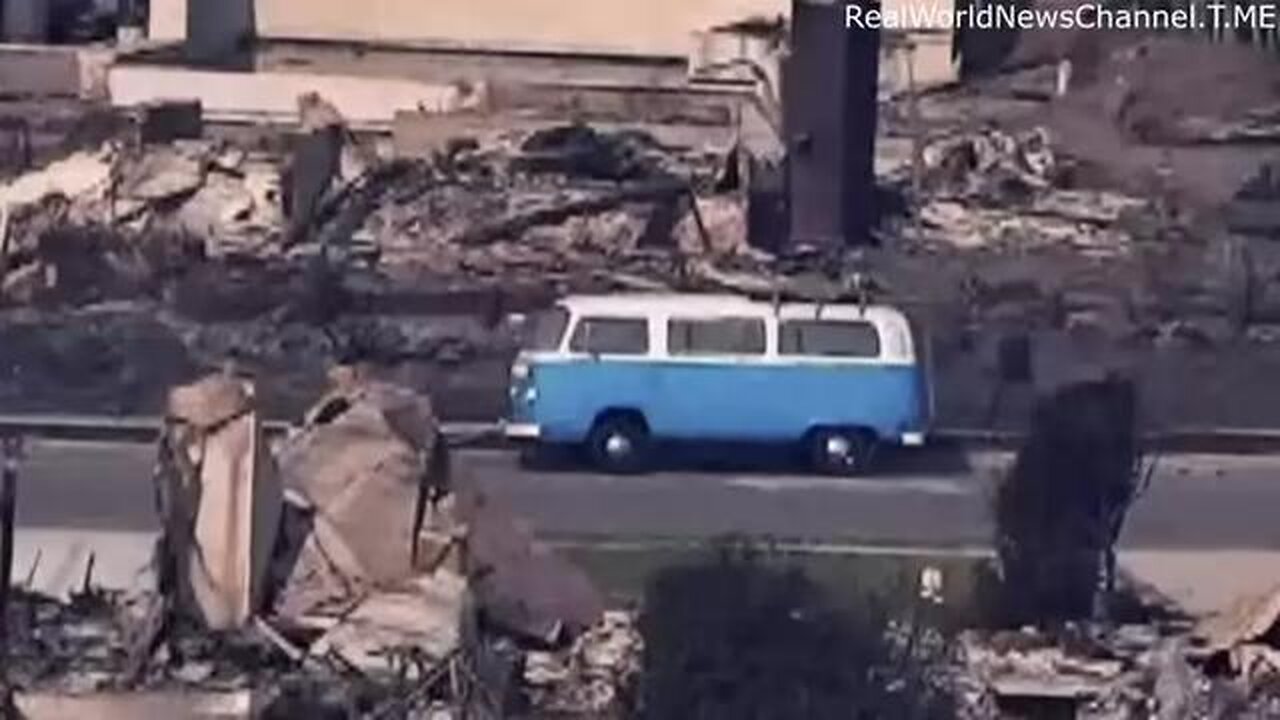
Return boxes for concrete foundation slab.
[17,690,258,719]
[107,65,481,127]
[1120,550,1280,619]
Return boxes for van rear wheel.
[587,415,650,474]
[807,428,873,476]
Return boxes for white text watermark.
[845,1,1280,31]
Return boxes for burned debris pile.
[945,378,1280,718]
[893,126,1150,257]
[4,373,638,718]
[523,610,643,716]
[0,122,696,419]
[2,35,1276,427]
[1073,35,1280,149]
[955,604,1280,719]
[0,111,784,417]
[872,32,1280,430]
[0,118,761,315]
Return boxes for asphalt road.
[12,439,1280,551]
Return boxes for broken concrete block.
[1198,583,1280,657]
[1229,643,1280,683]
[119,149,206,203]
[162,375,282,631]
[270,492,370,619]
[1032,190,1145,225]
[167,374,252,430]
[392,110,479,160]
[525,609,643,715]
[673,196,748,256]
[138,101,204,145]
[0,149,113,209]
[415,509,468,577]
[311,572,470,677]
[918,201,989,249]
[211,147,246,173]
[17,690,259,720]
[297,92,347,133]
[192,409,280,630]
[276,380,445,587]
[173,173,259,244]
[460,488,604,644]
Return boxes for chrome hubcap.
[824,435,854,465]
[604,433,633,459]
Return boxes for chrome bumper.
[503,422,542,440]
[901,431,926,447]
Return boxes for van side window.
[569,317,649,355]
[523,307,570,351]
[668,317,766,356]
[779,320,881,358]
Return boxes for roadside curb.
[0,414,503,446]
[6,414,1280,455]
[933,428,1280,455]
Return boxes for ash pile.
[896,126,1150,259]
[955,610,1280,720]
[3,371,640,719]
[0,94,795,421]
[866,30,1280,430]
[0,98,771,316]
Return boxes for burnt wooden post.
[0,434,21,712]
[784,0,881,248]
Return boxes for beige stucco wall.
[883,32,955,93]
[253,0,956,89]
[254,0,788,55]
[108,65,478,126]
[148,0,186,41]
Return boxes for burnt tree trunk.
[994,376,1141,626]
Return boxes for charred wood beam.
[450,180,689,246]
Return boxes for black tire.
[587,414,650,474]
[807,428,874,477]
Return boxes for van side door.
[550,315,653,441]
[657,315,774,441]
[777,318,906,437]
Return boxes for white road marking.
[551,538,997,558]
[726,475,976,496]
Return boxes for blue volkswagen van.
[503,293,932,474]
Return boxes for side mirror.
[505,313,528,346]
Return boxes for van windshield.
[523,307,570,351]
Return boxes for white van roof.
[559,293,912,326]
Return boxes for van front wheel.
[587,415,650,474]
[807,428,874,476]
